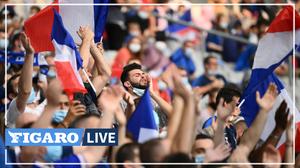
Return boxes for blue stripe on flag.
[167,9,191,33]
[126,88,158,142]
[241,72,284,127]
[51,9,83,70]
[93,0,109,42]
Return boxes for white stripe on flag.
[138,128,159,143]
[260,89,300,147]
[59,0,95,44]
[52,40,84,87]
[252,30,300,69]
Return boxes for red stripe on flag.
[24,1,59,52]
[55,61,87,97]
[278,122,300,158]
[267,6,300,33]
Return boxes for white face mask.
[181,77,192,91]
[0,39,8,49]
[220,22,228,29]
[195,154,205,163]
[132,87,145,97]
[138,11,149,19]
[184,47,194,57]
[129,43,141,53]
[129,31,141,37]
[249,33,258,44]
[207,69,218,76]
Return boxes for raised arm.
[172,76,195,154]
[284,115,293,167]
[19,79,63,163]
[213,98,233,147]
[77,26,93,70]
[250,101,289,162]
[16,33,35,113]
[239,83,278,155]
[80,86,123,164]
[148,75,173,117]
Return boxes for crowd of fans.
[1,0,300,167]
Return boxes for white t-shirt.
[6,99,47,128]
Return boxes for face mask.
[26,88,36,104]
[0,39,8,49]
[195,154,205,163]
[52,109,68,123]
[130,31,141,37]
[181,77,192,91]
[220,22,228,29]
[129,43,141,53]
[184,47,194,57]
[43,146,63,162]
[249,33,258,44]
[132,87,145,97]
[147,37,155,44]
[158,80,167,90]
[207,70,218,76]
[47,69,56,78]
[3,19,12,25]
[138,11,149,19]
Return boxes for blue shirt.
[170,48,196,75]
[192,74,227,87]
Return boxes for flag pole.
[82,69,97,94]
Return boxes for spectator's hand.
[229,145,250,163]
[64,100,86,122]
[98,86,123,112]
[173,75,191,99]
[204,143,231,163]
[37,80,47,92]
[262,144,281,165]
[275,101,289,131]
[77,26,94,42]
[114,105,127,126]
[96,42,104,55]
[20,32,34,54]
[45,79,63,107]
[286,115,293,144]
[211,79,224,89]
[217,98,233,122]
[123,91,135,109]
[256,83,278,112]
[147,74,155,95]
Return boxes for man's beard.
[131,81,149,89]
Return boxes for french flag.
[167,9,197,41]
[240,6,300,151]
[24,0,109,53]
[51,9,87,96]
[127,88,159,143]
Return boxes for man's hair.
[216,85,241,106]
[195,133,213,140]
[70,113,100,128]
[140,138,163,163]
[116,143,139,167]
[120,63,142,86]
[203,55,216,65]
[163,152,194,165]
[7,74,20,98]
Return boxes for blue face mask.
[47,70,56,78]
[195,154,205,163]
[43,146,63,162]
[26,88,36,104]
[52,110,68,123]
[132,87,145,97]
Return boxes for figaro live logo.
[5,128,118,146]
